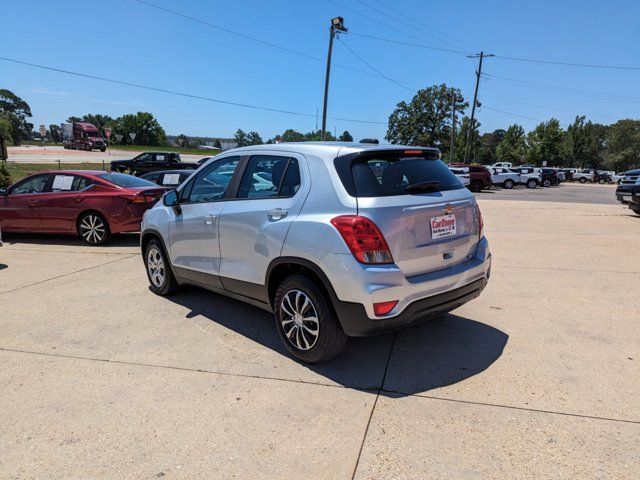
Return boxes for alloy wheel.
[79,214,106,244]
[147,246,165,288]
[280,290,319,351]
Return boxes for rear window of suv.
[335,150,463,197]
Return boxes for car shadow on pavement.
[165,286,508,397]
[0,232,140,247]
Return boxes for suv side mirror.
[163,189,179,207]
[0,188,7,196]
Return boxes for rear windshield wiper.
[406,181,441,193]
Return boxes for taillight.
[373,300,398,316]
[119,193,157,204]
[330,215,393,264]
[476,204,484,238]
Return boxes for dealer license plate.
[431,214,457,239]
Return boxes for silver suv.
[141,143,491,363]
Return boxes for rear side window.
[97,173,156,187]
[336,151,462,197]
[11,174,51,194]
[236,156,300,199]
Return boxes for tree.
[214,138,222,149]
[112,112,167,146]
[233,129,249,147]
[452,116,480,162]
[476,129,506,164]
[564,116,607,169]
[246,131,263,145]
[80,114,114,132]
[0,117,12,142]
[280,129,305,143]
[176,134,191,148]
[496,124,527,164]
[0,161,11,188]
[66,116,82,123]
[339,130,353,142]
[0,89,33,145]
[526,118,567,166]
[605,119,640,172]
[49,124,61,143]
[386,84,468,157]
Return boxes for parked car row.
[447,163,561,191]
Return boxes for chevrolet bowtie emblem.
[443,205,454,214]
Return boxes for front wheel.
[542,179,551,187]
[579,177,587,183]
[145,239,178,295]
[526,179,537,189]
[77,212,111,245]
[503,179,515,189]
[274,275,347,363]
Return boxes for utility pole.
[322,17,347,141]
[449,95,457,162]
[464,51,493,164]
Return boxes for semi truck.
[61,122,107,152]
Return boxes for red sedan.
[0,171,165,245]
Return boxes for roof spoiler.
[359,138,379,144]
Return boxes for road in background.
[6,145,208,163]
[477,182,619,205]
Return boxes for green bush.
[0,161,12,189]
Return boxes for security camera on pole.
[321,17,347,141]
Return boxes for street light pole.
[464,51,493,164]
[449,95,457,162]
[321,17,347,141]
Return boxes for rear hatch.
[334,149,480,277]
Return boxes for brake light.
[119,193,157,204]
[331,215,393,264]
[373,300,398,316]
[404,149,423,155]
[476,204,484,238]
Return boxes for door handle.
[204,214,218,225]
[28,201,39,208]
[268,208,288,220]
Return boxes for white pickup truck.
[490,167,520,189]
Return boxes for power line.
[369,0,475,50]
[482,72,640,104]
[0,56,387,125]
[348,31,471,55]
[337,37,414,91]
[353,0,469,51]
[325,0,464,53]
[492,54,640,71]
[480,106,544,122]
[131,0,414,87]
[481,95,618,120]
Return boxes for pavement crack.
[350,331,397,480]
[0,254,138,295]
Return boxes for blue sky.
[1,0,639,141]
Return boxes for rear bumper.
[322,236,491,336]
[334,277,488,336]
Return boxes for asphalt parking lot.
[1,183,638,479]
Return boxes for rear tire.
[77,212,110,245]
[469,180,483,193]
[526,179,537,189]
[145,238,178,295]
[631,207,640,216]
[542,179,551,187]
[274,275,347,364]
[579,177,587,183]
[503,179,515,189]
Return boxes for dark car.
[615,169,640,216]
[110,152,199,176]
[449,163,492,192]
[540,168,559,187]
[0,171,165,245]
[140,169,194,188]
